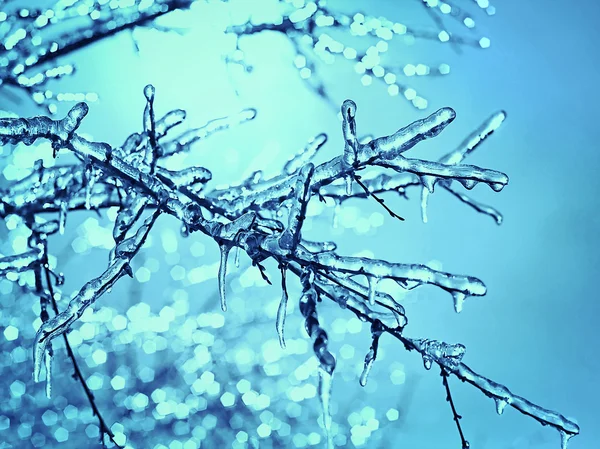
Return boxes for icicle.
[45,346,53,399]
[218,244,231,312]
[341,99,358,168]
[283,133,327,175]
[366,275,379,306]
[421,175,436,194]
[495,397,508,415]
[452,292,466,313]
[233,246,240,268]
[332,199,341,229]
[58,201,67,235]
[159,166,212,188]
[418,174,439,222]
[560,430,573,449]
[344,174,353,196]
[359,351,375,387]
[421,185,430,223]
[276,266,288,349]
[359,320,383,387]
[318,366,334,449]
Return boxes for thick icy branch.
[33,211,161,386]
[0,248,43,276]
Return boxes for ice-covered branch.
[29,231,123,448]
[0,248,43,276]
[0,0,195,110]
[0,89,579,448]
[33,210,161,390]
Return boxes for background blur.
[1,1,598,448]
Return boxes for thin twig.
[441,367,469,449]
[43,264,123,448]
[353,174,405,221]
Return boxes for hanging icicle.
[359,320,384,387]
[218,243,231,312]
[276,264,289,349]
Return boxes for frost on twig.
[0,0,195,112]
[226,0,495,109]
[0,88,579,448]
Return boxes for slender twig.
[441,366,469,449]
[43,263,123,448]
[353,173,405,221]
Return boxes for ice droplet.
[460,178,476,190]
[422,355,433,370]
[143,84,155,102]
[495,397,508,415]
[218,244,231,312]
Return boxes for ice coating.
[0,91,579,448]
[295,247,487,303]
[113,193,148,244]
[161,108,257,157]
[278,163,314,252]
[412,338,467,367]
[158,166,212,188]
[421,111,507,222]
[301,240,337,254]
[155,109,187,138]
[284,134,327,175]
[402,334,580,440]
[0,249,43,276]
[317,271,407,327]
[211,104,507,218]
